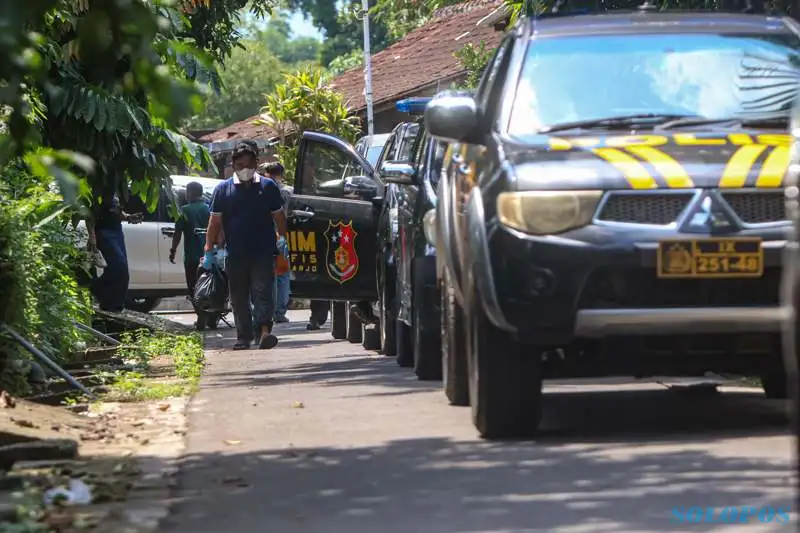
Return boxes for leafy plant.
[256,66,362,183]
[453,40,495,90]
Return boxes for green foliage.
[183,39,285,129]
[256,67,362,183]
[260,11,321,64]
[326,49,364,78]
[371,0,464,41]
[453,40,495,89]
[108,330,205,401]
[287,0,392,66]
[0,166,92,391]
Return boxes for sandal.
[258,333,278,349]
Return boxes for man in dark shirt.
[204,141,287,350]
[89,192,142,312]
[169,181,210,326]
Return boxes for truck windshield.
[508,32,800,136]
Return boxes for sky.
[288,10,323,40]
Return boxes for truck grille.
[578,266,781,309]
[596,193,694,225]
[719,191,785,224]
[596,190,786,225]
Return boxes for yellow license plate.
[656,238,763,279]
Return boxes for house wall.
[354,77,462,135]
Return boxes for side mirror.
[343,175,378,200]
[380,161,415,185]
[424,92,481,144]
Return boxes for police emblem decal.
[324,220,359,284]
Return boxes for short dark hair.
[232,140,258,162]
[262,161,284,176]
[186,181,203,198]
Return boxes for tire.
[396,319,413,367]
[442,270,469,406]
[363,324,381,351]
[413,265,442,381]
[380,265,397,357]
[346,302,363,344]
[331,302,347,340]
[761,371,788,399]
[467,283,543,439]
[126,296,162,313]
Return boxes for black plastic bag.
[193,263,228,313]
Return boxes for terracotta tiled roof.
[330,0,504,111]
[199,0,504,144]
[198,116,284,143]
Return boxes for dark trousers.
[184,262,200,296]
[309,300,329,325]
[228,253,275,343]
[92,226,129,312]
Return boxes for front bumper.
[487,223,788,344]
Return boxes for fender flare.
[438,172,466,307]
[465,189,516,333]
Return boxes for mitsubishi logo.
[683,193,737,233]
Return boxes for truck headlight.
[496,191,603,235]
[423,208,436,246]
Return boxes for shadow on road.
[161,436,793,533]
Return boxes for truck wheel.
[363,324,381,351]
[761,371,788,399]
[467,284,543,439]
[413,265,442,381]
[331,302,347,340]
[346,302,363,344]
[380,265,397,356]
[442,270,468,406]
[396,320,413,367]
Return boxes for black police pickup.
[426,9,799,438]
[283,98,447,376]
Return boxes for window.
[476,37,514,113]
[300,140,369,199]
[508,32,800,136]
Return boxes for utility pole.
[361,0,374,137]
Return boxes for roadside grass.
[106,329,205,401]
[65,329,205,404]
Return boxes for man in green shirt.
[169,182,211,320]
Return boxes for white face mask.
[236,168,255,182]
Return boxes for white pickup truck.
[81,175,222,312]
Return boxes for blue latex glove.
[277,236,287,254]
[201,250,215,270]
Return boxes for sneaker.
[306,321,321,331]
[274,315,289,323]
[233,341,250,351]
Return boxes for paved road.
[161,309,795,533]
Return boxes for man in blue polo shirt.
[203,141,287,350]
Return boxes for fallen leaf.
[11,417,37,428]
[224,440,241,446]
[157,403,170,411]
[292,401,304,409]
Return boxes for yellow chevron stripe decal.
[755,145,790,188]
[719,145,768,188]
[592,148,657,189]
[624,145,693,188]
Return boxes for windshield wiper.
[656,113,789,130]
[539,113,702,134]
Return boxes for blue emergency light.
[395,97,431,114]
